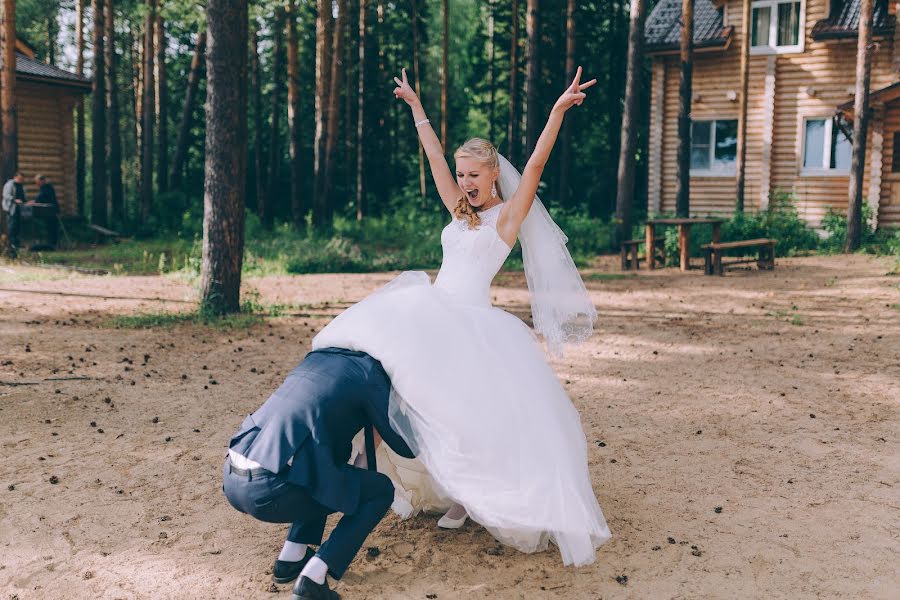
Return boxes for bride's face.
[455,157,496,208]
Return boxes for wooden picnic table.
[645,217,726,271]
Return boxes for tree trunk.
[0,0,17,182]
[250,26,264,216]
[319,0,346,224]
[441,0,448,149]
[106,0,125,222]
[46,16,56,65]
[140,0,155,222]
[286,0,303,227]
[411,0,426,201]
[201,0,248,315]
[356,0,365,221]
[488,0,495,143]
[735,0,750,213]
[524,0,540,158]
[133,29,142,179]
[507,0,519,165]
[155,13,168,194]
[674,0,693,218]
[76,0,86,215]
[556,0,575,206]
[614,0,646,247]
[846,0,873,251]
[263,5,284,228]
[170,31,205,190]
[313,0,333,225]
[91,0,108,226]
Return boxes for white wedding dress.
[312,203,611,566]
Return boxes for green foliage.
[722,191,819,256]
[820,203,900,256]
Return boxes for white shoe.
[437,507,468,529]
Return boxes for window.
[751,0,802,53]
[802,118,851,173]
[691,119,738,174]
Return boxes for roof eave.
[811,15,896,40]
[17,73,93,92]
[836,82,900,120]
[646,31,734,56]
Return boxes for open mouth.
[466,189,478,201]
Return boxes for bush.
[820,202,900,256]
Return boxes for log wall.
[14,82,80,216]
[649,0,899,229]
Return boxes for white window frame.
[749,0,805,55]
[800,116,851,177]
[690,118,738,177]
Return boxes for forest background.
[16,0,647,275]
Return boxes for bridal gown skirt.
[313,271,611,566]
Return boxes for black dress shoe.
[272,547,316,583]
[291,575,341,600]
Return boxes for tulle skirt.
[313,272,611,566]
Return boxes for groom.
[223,347,415,600]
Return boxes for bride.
[312,66,611,566]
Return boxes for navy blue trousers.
[222,458,394,580]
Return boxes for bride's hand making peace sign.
[392,68,420,107]
[551,66,597,114]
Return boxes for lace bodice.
[433,203,511,307]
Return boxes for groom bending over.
[223,347,415,600]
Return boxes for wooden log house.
[0,38,91,217]
[645,0,899,229]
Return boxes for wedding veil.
[495,153,596,357]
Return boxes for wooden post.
[735,0,751,213]
[846,0,874,252]
[674,0,694,218]
[645,222,656,269]
[678,223,690,271]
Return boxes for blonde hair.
[452,138,503,229]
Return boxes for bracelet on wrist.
[414,118,430,127]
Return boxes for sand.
[0,254,898,600]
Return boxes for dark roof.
[0,52,91,90]
[645,0,734,53]
[811,0,895,40]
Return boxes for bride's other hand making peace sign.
[551,66,597,114]
[393,68,420,107]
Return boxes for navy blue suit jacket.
[227,348,415,515]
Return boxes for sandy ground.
[0,254,898,600]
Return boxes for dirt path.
[1,255,898,600]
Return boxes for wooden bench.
[87,223,121,244]
[621,237,665,271]
[702,238,775,275]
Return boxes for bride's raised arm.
[393,68,459,214]
[497,66,597,243]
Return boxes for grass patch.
[790,314,805,326]
[38,238,194,275]
[889,304,900,311]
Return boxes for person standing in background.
[2,172,27,258]
[32,174,60,249]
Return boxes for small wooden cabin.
[644,0,899,229]
[1,39,90,216]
